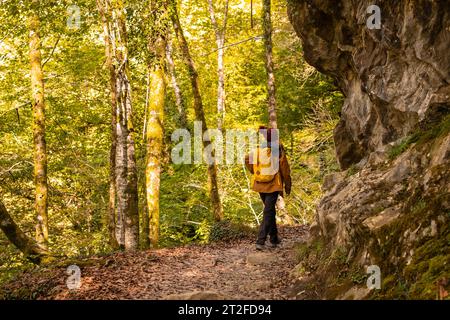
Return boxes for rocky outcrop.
[287,0,450,299]
[291,131,449,299]
[288,0,450,169]
[317,130,449,254]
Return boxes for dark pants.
[256,191,279,245]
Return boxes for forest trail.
[2,226,309,300]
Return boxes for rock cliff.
[287,0,449,299]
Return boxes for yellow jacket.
[245,145,292,196]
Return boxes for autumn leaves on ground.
[1,226,308,300]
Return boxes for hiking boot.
[255,244,265,251]
[268,239,281,248]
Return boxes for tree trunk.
[116,8,139,251]
[115,101,127,248]
[108,117,119,249]
[28,0,48,249]
[206,0,228,130]
[97,0,119,249]
[146,36,166,248]
[216,39,225,129]
[0,200,49,264]
[170,0,223,221]
[262,0,277,129]
[98,0,139,250]
[165,35,187,128]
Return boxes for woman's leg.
[267,192,279,243]
[256,192,278,245]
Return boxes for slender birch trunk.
[98,0,139,250]
[206,0,228,130]
[116,4,139,250]
[97,0,119,249]
[216,39,225,129]
[165,35,187,128]
[262,0,277,129]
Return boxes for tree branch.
[42,35,61,69]
[223,0,229,34]
[206,0,220,39]
[0,199,50,264]
[200,34,263,57]
[0,102,31,118]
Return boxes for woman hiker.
[245,126,292,251]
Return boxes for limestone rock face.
[287,0,450,298]
[288,0,450,169]
[317,133,449,252]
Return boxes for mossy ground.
[294,218,449,300]
[292,239,369,299]
[371,191,450,300]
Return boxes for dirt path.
[1,226,308,300]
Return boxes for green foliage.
[0,0,341,284]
